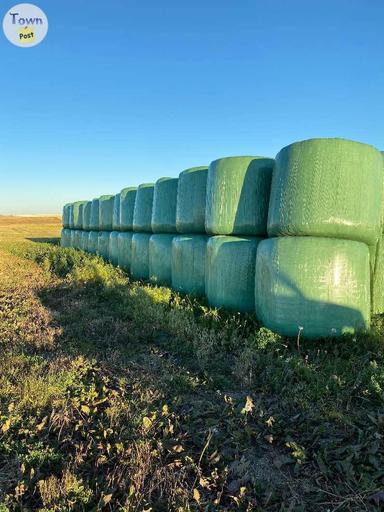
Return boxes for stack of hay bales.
[256,138,383,338]
[205,156,274,312]
[60,137,384,340]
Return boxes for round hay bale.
[60,228,71,248]
[206,235,263,312]
[68,204,74,229]
[109,231,119,265]
[88,231,99,254]
[149,234,175,286]
[69,229,76,248]
[82,201,92,231]
[131,233,151,280]
[133,184,154,232]
[99,195,114,231]
[120,187,137,231]
[268,138,384,246]
[90,198,100,231]
[152,177,178,233]
[80,231,89,251]
[255,237,370,338]
[98,231,110,260]
[62,204,71,228]
[206,156,274,235]
[112,194,121,231]
[73,230,83,250]
[372,234,384,314]
[118,232,134,272]
[73,201,87,230]
[176,166,208,233]
[172,235,208,296]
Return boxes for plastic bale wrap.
[152,177,179,233]
[206,235,263,312]
[90,198,100,231]
[88,231,99,255]
[69,230,76,248]
[99,195,114,231]
[131,233,151,280]
[109,231,119,265]
[83,201,92,231]
[98,232,110,260]
[149,234,175,286]
[268,138,384,247]
[60,228,71,248]
[176,167,208,233]
[372,234,384,314]
[206,156,274,236]
[133,184,154,232]
[68,204,74,229]
[255,237,370,339]
[80,231,89,251]
[62,204,71,228]
[73,201,87,230]
[172,235,209,296]
[73,230,83,250]
[118,232,134,272]
[112,194,121,231]
[120,187,137,231]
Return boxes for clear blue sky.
[0,0,383,214]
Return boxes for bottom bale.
[171,235,209,297]
[255,236,371,338]
[149,234,175,286]
[118,232,134,272]
[60,228,71,248]
[372,234,384,314]
[131,233,151,280]
[206,235,263,312]
[88,231,99,254]
[98,231,110,260]
[109,231,119,265]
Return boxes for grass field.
[1,217,384,511]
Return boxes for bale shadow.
[27,237,60,245]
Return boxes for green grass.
[1,221,384,510]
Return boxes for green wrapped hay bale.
[112,193,121,231]
[109,231,119,265]
[68,204,74,229]
[206,235,263,312]
[172,235,209,296]
[69,229,76,248]
[149,234,175,285]
[255,237,370,338]
[99,195,114,231]
[152,177,178,233]
[131,233,151,280]
[73,230,83,250]
[90,198,100,231]
[82,201,92,231]
[62,204,71,228]
[80,231,89,251]
[98,231,110,260]
[133,184,154,232]
[88,231,99,254]
[372,235,384,314]
[268,138,384,246]
[60,228,71,248]
[118,232,134,271]
[176,166,208,233]
[206,156,274,236]
[73,201,87,230]
[120,187,137,231]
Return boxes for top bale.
[205,156,274,236]
[90,198,100,231]
[152,177,179,233]
[112,193,121,231]
[68,204,74,229]
[82,201,92,231]
[62,203,71,228]
[176,166,208,233]
[99,195,114,231]
[120,187,137,231]
[133,183,154,232]
[73,201,87,230]
[268,138,384,247]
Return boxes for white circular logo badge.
[3,3,48,47]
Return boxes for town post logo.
[3,3,48,47]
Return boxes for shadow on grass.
[27,237,60,244]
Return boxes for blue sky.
[0,0,383,214]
